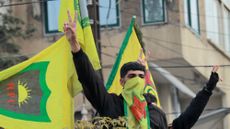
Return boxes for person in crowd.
[64,11,220,129]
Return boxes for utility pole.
[87,0,103,81]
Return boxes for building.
[0,0,230,128]
[100,0,230,128]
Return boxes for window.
[224,7,230,52]
[184,0,200,34]
[99,0,120,27]
[142,0,166,24]
[44,0,60,34]
[205,0,220,45]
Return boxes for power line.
[101,50,230,87]
[146,38,182,56]
[98,3,230,37]
[2,47,230,88]
[143,35,216,52]
[0,0,229,23]
[149,64,230,69]
[101,25,230,60]
[1,1,230,69]
[100,7,230,55]
[15,1,230,62]
[101,51,230,69]
[97,0,230,20]
[2,29,221,64]
[0,0,229,36]
[100,10,230,37]
[165,107,230,115]
[0,0,56,7]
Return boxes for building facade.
[0,0,230,128]
[100,0,230,128]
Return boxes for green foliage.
[0,12,35,53]
[75,117,127,129]
[0,10,35,70]
[0,55,27,70]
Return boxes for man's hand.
[206,65,221,92]
[137,49,148,68]
[63,10,80,53]
[212,65,219,73]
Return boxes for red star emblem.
[145,71,153,86]
[130,96,147,121]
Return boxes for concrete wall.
[10,2,60,57]
[101,0,183,82]
[101,0,230,128]
[179,0,230,128]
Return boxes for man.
[64,11,220,129]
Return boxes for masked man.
[64,12,220,129]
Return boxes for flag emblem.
[0,62,51,122]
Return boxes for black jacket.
[73,49,217,129]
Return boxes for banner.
[0,37,82,129]
[58,0,101,70]
[106,17,160,107]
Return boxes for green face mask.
[122,76,145,97]
[121,77,149,128]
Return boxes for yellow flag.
[58,0,101,70]
[106,17,160,107]
[0,37,82,129]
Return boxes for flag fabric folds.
[106,17,160,107]
[58,0,101,70]
[0,37,82,129]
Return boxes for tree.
[0,9,35,70]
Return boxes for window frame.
[184,0,200,34]
[99,0,120,28]
[141,0,167,25]
[223,6,230,52]
[205,0,221,45]
[43,0,61,36]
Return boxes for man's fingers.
[66,27,75,34]
[137,48,149,67]
[139,49,143,59]
[212,65,219,72]
[219,77,223,82]
[63,22,68,32]
[146,50,150,61]
[137,60,145,66]
[67,10,72,23]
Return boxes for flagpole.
[87,0,104,82]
